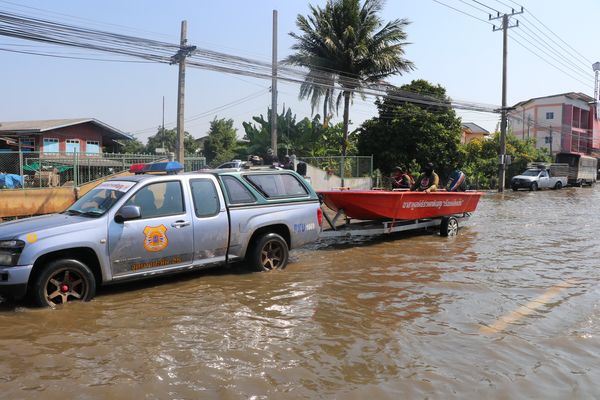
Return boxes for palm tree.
[286,0,414,181]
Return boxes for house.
[0,118,132,154]
[507,92,599,155]
[461,122,490,144]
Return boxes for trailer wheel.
[249,233,289,272]
[530,182,538,191]
[554,181,562,190]
[440,217,458,237]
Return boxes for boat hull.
[319,190,484,220]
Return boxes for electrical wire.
[509,33,592,89]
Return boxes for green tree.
[116,135,145,154]
[462,133,551,189]
[203,118,238,166]
[358,80,462,178]
[146,127,199,155]
[286,0,414,162]
[242,107,352,157]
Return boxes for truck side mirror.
[115,205,141,223]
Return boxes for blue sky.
[0,0,598,143]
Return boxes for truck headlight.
[0,240,25,266]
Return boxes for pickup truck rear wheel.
[250,233,289,271]
[31,259,96,307]
[554,181,562,190]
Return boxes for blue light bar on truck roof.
[141,161,184,174]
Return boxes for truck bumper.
[0,264,33,300]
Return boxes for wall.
[38,123,104,153]
[303,163,372,191]
[0,170,132,218]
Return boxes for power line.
[431,0,494,24]
[509,33,592,89]
[517,21,592,78]
[471,0,500,14]
[525,9,593,65]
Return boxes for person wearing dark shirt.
[411,162,439,193]
[446,168,467,192]
[391,166,413,189]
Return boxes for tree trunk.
[340,90,351,187]
[323,90,330,128]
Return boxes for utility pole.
[548,126,553,155]
[490,7,523,192]
[521,108,525,139]
[171,20,196,164]
[271,10,278,160]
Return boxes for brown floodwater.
[1,187,600,399]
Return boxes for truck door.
[188,177,229,266]
[108,180,194,277]
[539,170,549,188]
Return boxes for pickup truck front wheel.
[250,233,289,272]
[31,259,96,307]
[530,182,538,191]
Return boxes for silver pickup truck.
[0,162,322,307]
[511,168,568,191]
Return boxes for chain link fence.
[0,151,206,189]
[298,156,373,178]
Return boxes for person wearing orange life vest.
[410,162,439,193]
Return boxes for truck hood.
[512,175,535,181]
[0,213,104,240]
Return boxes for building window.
[19,138,35,152]
[66,139,80,153]
[546,112,554,120]
[86,140,100,154]
[43,138,59,153]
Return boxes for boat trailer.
[320,207,471,238]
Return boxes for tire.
[440,217,459,237]
[248,233,289,272]
[511,185,519,191]
[554,181,562,190]
[31,259,96,307]
[530,182,538,191]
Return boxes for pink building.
[508,92,599,156]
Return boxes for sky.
[0,0,598,144]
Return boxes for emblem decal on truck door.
[143,225,168,252]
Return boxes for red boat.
[319,189,484,220]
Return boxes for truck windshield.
[521,170,541,176]
[65,181,136,217]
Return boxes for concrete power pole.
[171,21,196,164]
[490,7,522,192]
[271,10,278,159]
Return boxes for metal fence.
[0,151,206,188]
[299,156,373,178]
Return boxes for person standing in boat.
[391,166,413,189]
[411,162,439,193]
[446,166,467,192]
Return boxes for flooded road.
[2,187,600,398]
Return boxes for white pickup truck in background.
[511,165,568,191]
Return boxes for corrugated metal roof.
[461,122,489,134]
[0,118,132,141]
[511,92,594,108]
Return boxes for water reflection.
[2,188,600,397]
